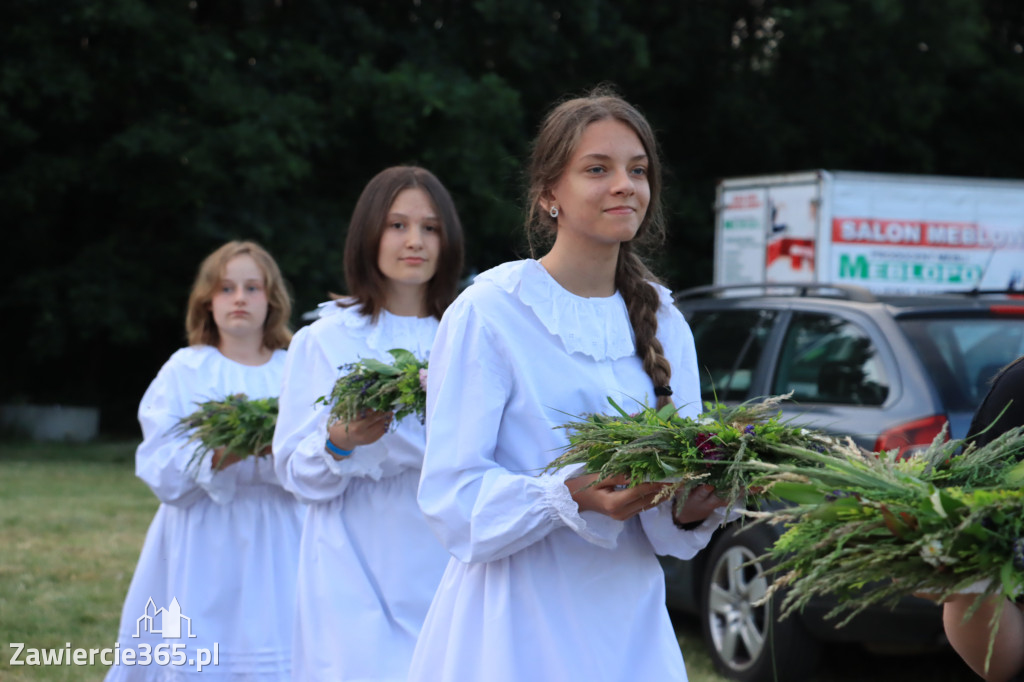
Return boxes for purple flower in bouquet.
[418,368,429,393]
[825,489,857,502]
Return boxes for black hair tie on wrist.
[654,385,673,397]
[675,517,705,531]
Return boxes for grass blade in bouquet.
[545,393,842,503]
[752,425,1024,635]
[919,419,1024,489]
[171,394,279,474]
[321,348,428,427]
[744,416,1024,506]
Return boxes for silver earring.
[549,206,559,218]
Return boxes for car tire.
[700,522,820,682]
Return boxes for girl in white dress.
[273,166,465,681]
[409,90,732,682]
[106,241,305,681]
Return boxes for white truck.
[714,169,1024,294]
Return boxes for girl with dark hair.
[408,89,728,681]
[273,166,465,681]
[107,241,303,681]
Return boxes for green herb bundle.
[171,394,279,473]
[545,394,841,502]
[321,348,428,427]
[748,424,1024,643]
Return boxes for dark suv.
[665,282,1024,682]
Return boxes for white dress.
[409,260,729,682]
[272,303,450,682]
[106,346,305,682]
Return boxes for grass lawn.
[0,440,157,681]
[0,440,977,681]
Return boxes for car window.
[898,318,1024,410]
[686,309,777,401]
[772,312,889,406]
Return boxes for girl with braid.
[409,89,729,682]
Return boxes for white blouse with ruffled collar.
[481,259,643,361]
[272,300,449,682]
[409,259,726,682]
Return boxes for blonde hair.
[526,87,673,408]
[186,241,292,350]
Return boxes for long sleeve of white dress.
[420,301,610,564]
[273,304,437,505]
[272,320,352,504]
[135,353,208,507]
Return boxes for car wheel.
[700,522,820,682]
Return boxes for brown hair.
[186,240,292,350]
[526,87,673,408]
[340,166,465,321]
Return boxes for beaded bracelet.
[324,438,353,459]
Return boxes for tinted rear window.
[772,312,889,406]
[687,309,777,401]
[898,318,1024,411]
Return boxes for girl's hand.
[326,409,393,457]
[567,473,670,521]
[673,484,730,528]
[211,446,244,470]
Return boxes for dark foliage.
[3,0,1023,432]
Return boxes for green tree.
[3,0,1023,432]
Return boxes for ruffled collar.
[178,345,286,371]
[475,259,658,361]
[318,299,438,357]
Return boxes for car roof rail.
[956,288,1024,298]
[675,282,878,303]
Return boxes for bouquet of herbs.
[544,394,841,503]
[746,424,1024,652]
[171,394,279,473]
[321,348,428,427]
